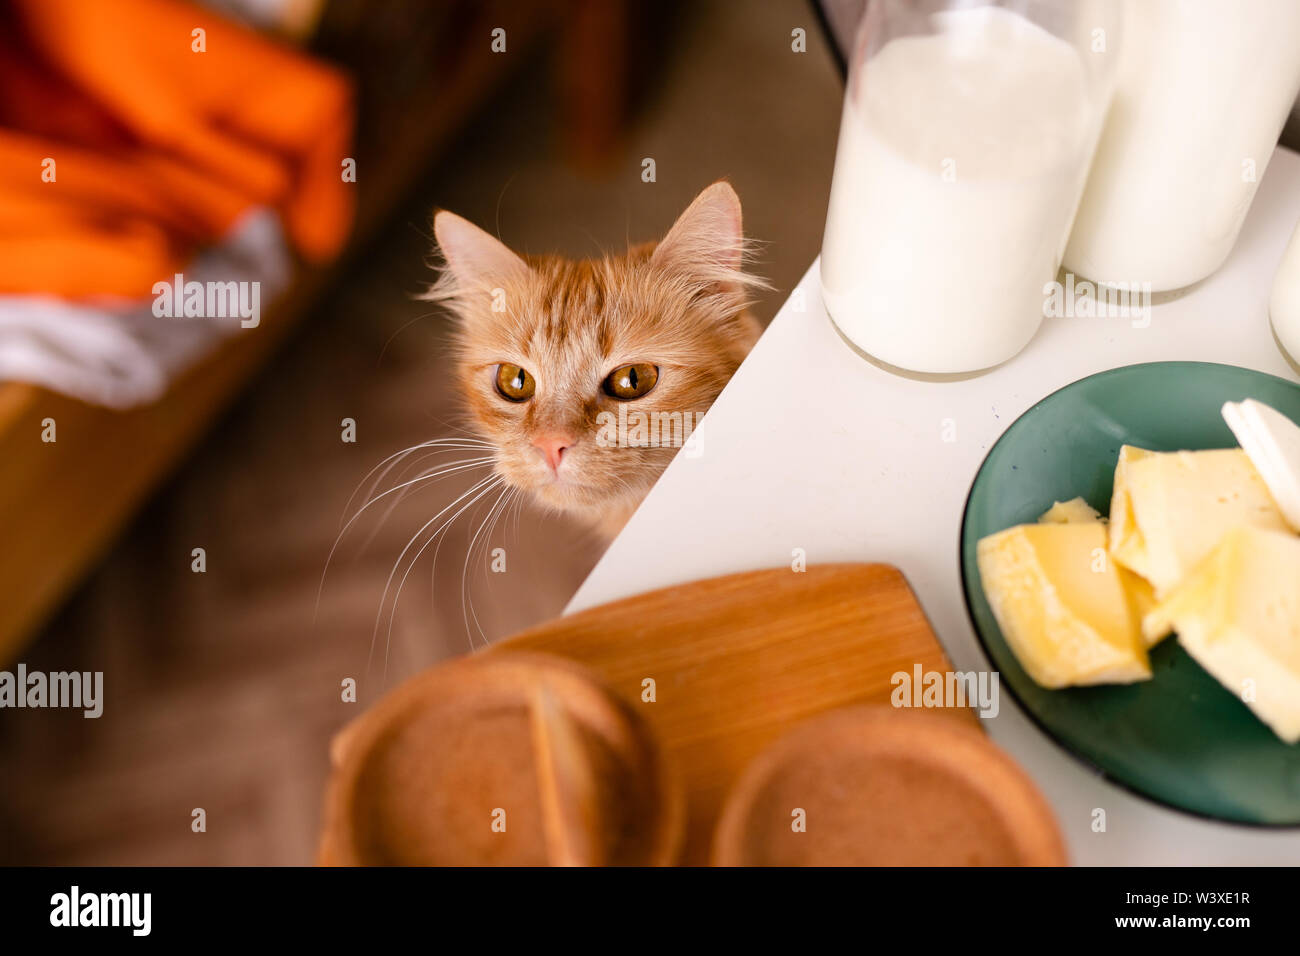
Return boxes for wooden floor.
[0,0,841,865]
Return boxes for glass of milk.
[821,0,1120,374]
[1064,0,1300,293]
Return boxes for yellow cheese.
[1124,572,1161,648]
[977,523,1152,689]
[1035,495,1159,645]
[1144,527,1300,743]
[1107,445,1156,578]
[1038,497,1103,524]
[1107,447,1289,597]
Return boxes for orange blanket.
[0,0,354,299]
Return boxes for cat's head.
[424,182,766,528]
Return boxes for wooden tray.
[494,562,971,865]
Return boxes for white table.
[568,147,1300,864]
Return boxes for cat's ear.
[431,210,529,296]
[651,181,747,289]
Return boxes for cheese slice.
[977,523,1151,689]
[1107,445,1156,579]
[1038,493,1161,646]
[1124,572,1160,648]
[1144,526,1300,743]
[1038,497,1103,524]
[1107,447,1289,597]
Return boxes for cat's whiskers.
[341,436,491,530]
[336,437,494,556]
[373,472,506,680]
[316,452,495,622]
[479,486,520,643]
[368,471,502,676]
[510,481,525,539]
[459,483,517,648]
[487,487,525,641]
[354,450,497,554]
[355,442,494,529]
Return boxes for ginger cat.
[424,181,766,538]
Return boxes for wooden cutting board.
[494,563,971,865]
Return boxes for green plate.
[960,361,1300,826]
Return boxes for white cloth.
[0,210,291,408]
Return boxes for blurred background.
[0,0,841,863]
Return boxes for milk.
[1064,0,1300,292]
[821,7,1101,374]
[1272,220,1300,365]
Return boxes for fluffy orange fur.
[423,182,767,538]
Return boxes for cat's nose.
[531,432,574,474]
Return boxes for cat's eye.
[495,363,535,402]
[602,363,659,400]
